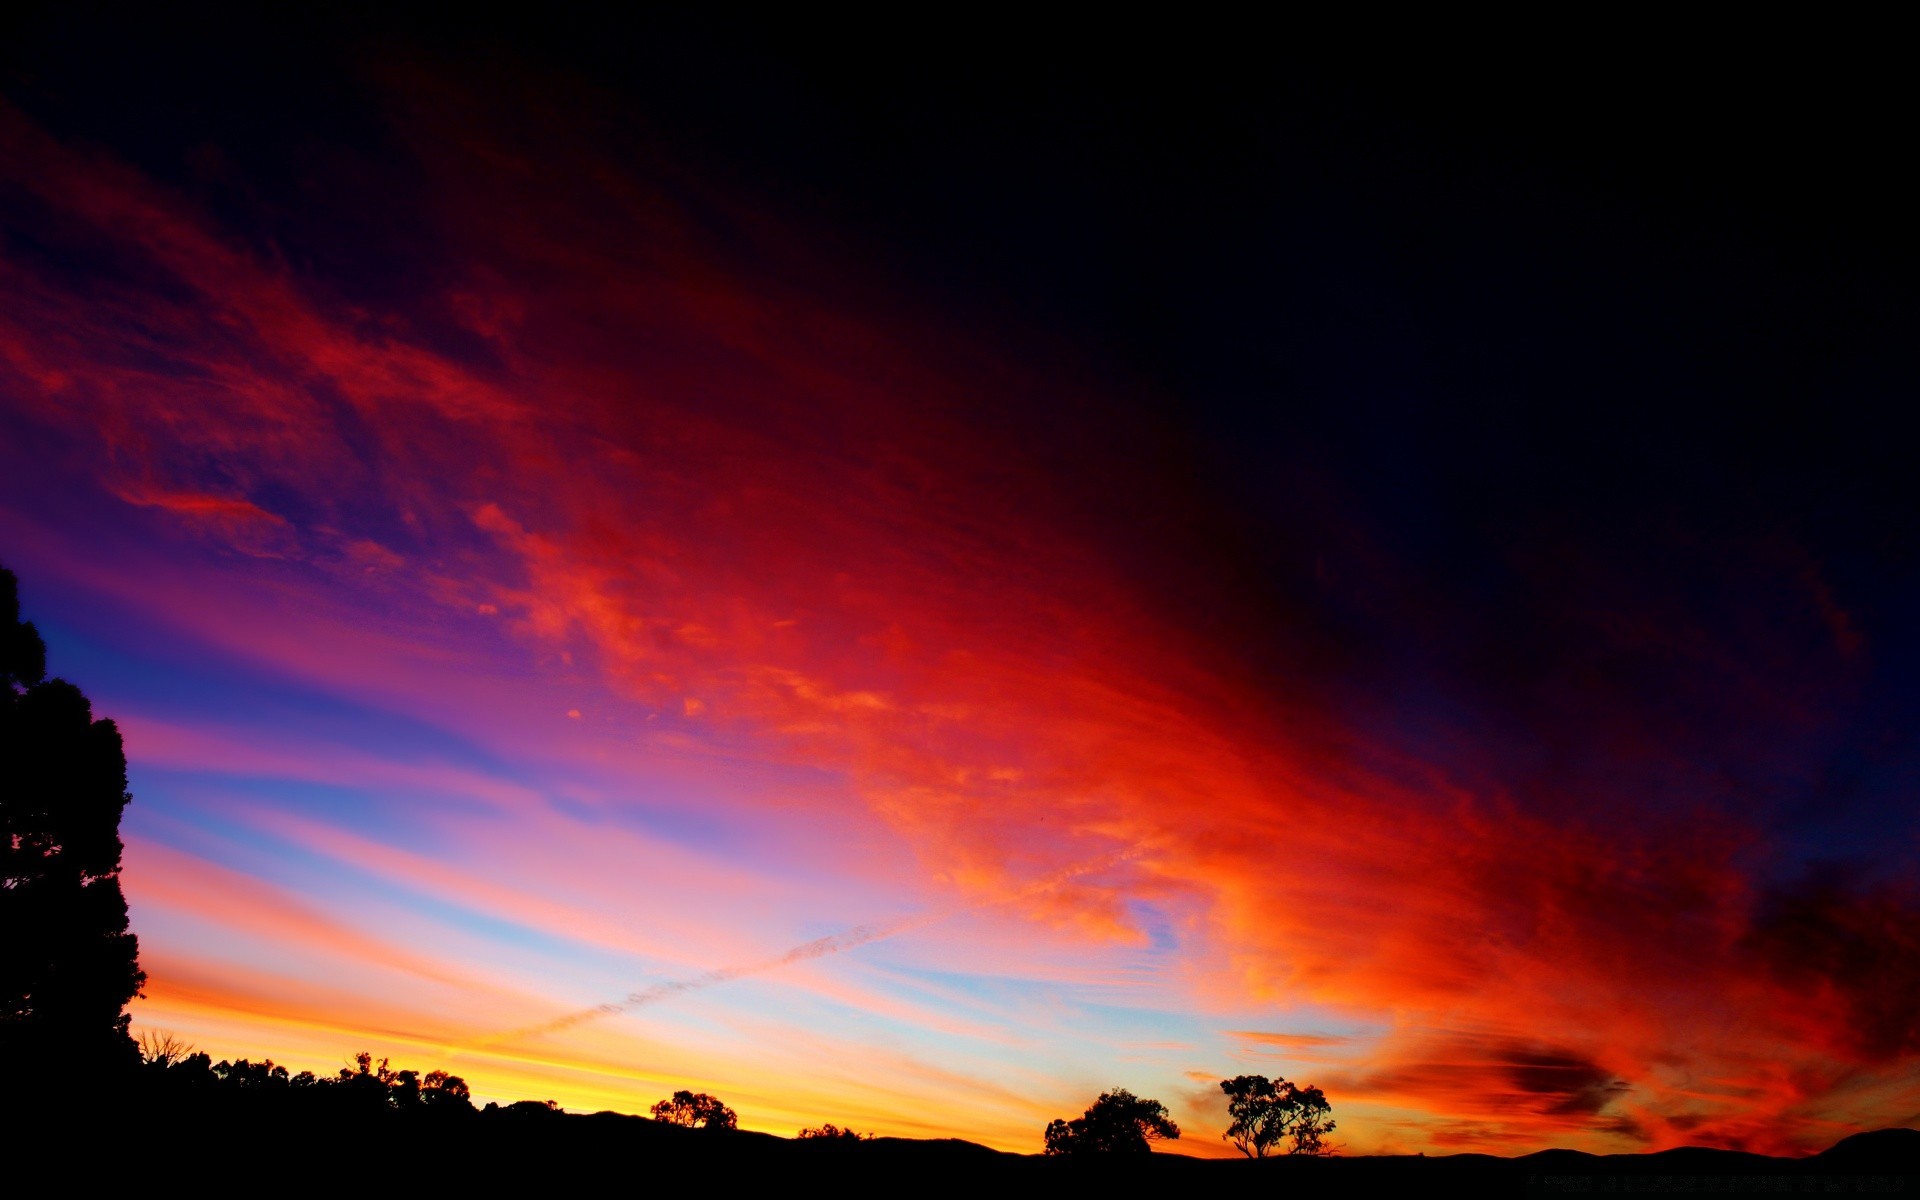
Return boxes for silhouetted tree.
[214,1057,293,1089]
[1220,1074,1336,1157]
[1285,1083,1336,1155]
[0,566,145,1086]
[338,1051,399,1110]
[137,1028,194,1069]
[318,1050,474,1113]
[1042,1088,1180,1156]
[798,1122,869,1141]
[650,1089,737,1130]
[160,1051,217,1090]
[421,1069,475,1113]
[390,1068,424,1107]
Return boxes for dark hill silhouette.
[1814,1127,1920,1168]
[8,1073,1913,1194]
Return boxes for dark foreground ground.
[10,1099,1916,1196]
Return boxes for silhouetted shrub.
[798,1122,869,1141]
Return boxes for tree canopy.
[1220,1074,1336,1157]
[0,565,145,1085]
[650,1090,737,1130]
[1043,1088,1180,1156]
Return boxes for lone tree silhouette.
[650,1089,737,1130]
[1043,1088,1180,1156]
[0,566,145,1087]
[1220,1074,1336,1157]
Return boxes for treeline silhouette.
[38,1034,1920,1192]
[133,1037,483,1115]
[132,1036,894,1141]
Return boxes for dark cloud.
[1502,1048,1630,1117]
[1339,1036,1630,1125]
[1743,868,1920,1061]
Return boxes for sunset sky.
[3,13,1916,1156]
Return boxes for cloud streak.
[464,846,1149,1049]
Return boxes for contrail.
[453,844,1146,1054]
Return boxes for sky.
[3,11,1918,1156]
